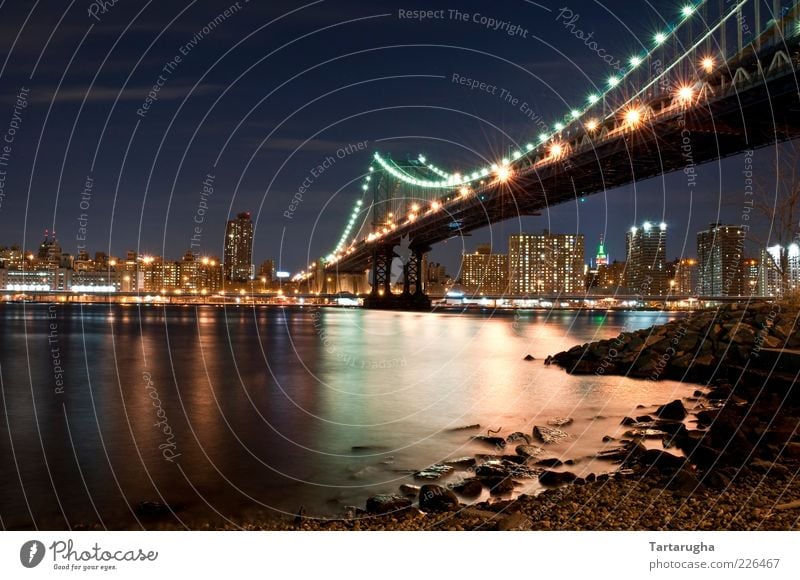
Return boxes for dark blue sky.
[0,0,788,274]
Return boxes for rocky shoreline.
[133,302,800,530]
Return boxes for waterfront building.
[224,211,254,282]
[460,245,509,296]
[673,258,699,295]
[625,221,668,295]
[697,223,746,296]
[509,231,584,295]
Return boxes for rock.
[668,466,701,497]
[602,435,616,442]
[507,431,531,444]
[523,354,535,361]
[784,442,800,460]
[638,449,686,474]
[497,512,528,531]
[655,399,687,421]
[547,417,574,427]
[419,485,460,511]
[399,484,421,497]
[444,456,476,468]
[620,416,637,426]
[501,454,527,464]
[774,500,800,510]
[483,476,515,495]
[414,464,454,480]
[451,478,483,497]
[471,435,506,448]
[135,501,171,517]
[702,468,732,490]
[366,494,412,514]
[476,462,508,478]
[585,473,596,482]
[515,444,544,457]
[749,458,790,478]
[448,424,480,431]
[532,425,569,444]
[535,457,563,467]
[624,428,670,439]
[636,415,653,422]
[538,470,577,486]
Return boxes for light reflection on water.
[0,304,696,529]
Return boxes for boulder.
[451,478,483,498]
[547,417,574,427]
[507,431,531,444]
[419,484,460,511]
[535,457,563,467]
[399,484,420,497]
[483,476,516,495]
[638,449,686,474]
[476,462,508,478]
[655,399,687,421]
[620,416,637,426]
[444,456,477,468]
[471,435,506,448]
[524,354,535,361]
[516,444,544,457]
[532,425,569,444]
[413,463,454,480]
[538,470,577,486]
[366,494,412,514]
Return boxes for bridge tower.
[362,155,434,310]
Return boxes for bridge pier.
[363,244,431,311]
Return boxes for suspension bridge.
[296,0,800,310]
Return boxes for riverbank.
[235,301,800,530]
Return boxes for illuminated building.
[224,212,254,282]
[509,231,584,295]
[460,244,509,295]
[626,221,668,295]
[697,223,746,296]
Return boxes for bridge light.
[654,32,667,45]
[554,122,564,131]
[525,143,534,151]
[588,94,600,104]
[538,133,548,143]
[659,222,667,231]
[408,213,416,221]
[481,167,490,176]
[570,109,581,119]
[501,158,509,166]
[431,201,441,211]
[459,186,470,196]
[701,56,714,73]
[549,143,564,157]
[681,5,694,17]
[624,107,643,126]
[418,155,426,163]
[643,221,652,231]
[629,56,642,68]
[496,166,512,181]
[512,150,522,160]
[585,119,599,131]
[356,200,363,205]
[677,85,694,103]
[411,203,419,212]
[362,184,369,191]
[608,76,620,87]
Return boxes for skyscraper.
[697,223,746,296]
[673,258,699,295]
[460,245,509,295]
[508,231,584,295]
[224,212,254,282]
[625,221,668,295]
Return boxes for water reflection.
[0,304,694,529]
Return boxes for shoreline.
[16,301,800,531]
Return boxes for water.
[0,303,698,529]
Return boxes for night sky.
[0,0,787,275]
